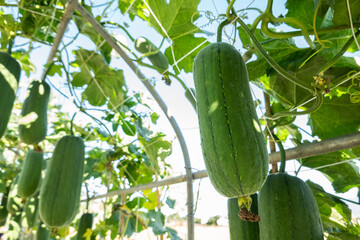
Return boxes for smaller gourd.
[19,80,50,145]
[228,194,259,240]
[24,191,40,228]
[39,135,85,227]
[36,220,50,240]
[76,213,94,240]
[0,185,11,226]
[134,37,170,84]
[17,149,43,198]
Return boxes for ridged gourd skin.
[258,173,324,240]
[193,42,268,198]
[0,185,11,226]
[17,150,43,198]
[24,192,40,228]
[228,194,259,240]
[0,51,21,138]
[36,221,50,240]
[135,37,169,73]
[6,175,23,214]
[39,135,85,227]
[19,80,50,145]
[76,213,94,240]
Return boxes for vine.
[226,0,326,119]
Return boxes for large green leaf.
[139,134,172,173]
[164,35,210,74]
[285,0,316,29]
[243,34,304,83]
[253,50,321,108]
[333,0,360,26]
[300,149,360,193]
[73,16,112,63]
[308,95,360,139]
[118,0,148,21]
[307,180,360,237]
[147,0,201,39]
[71,49,126,107]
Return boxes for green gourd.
[24,191,40,228]
[17,149,43,198]
[19,80,50,145]
[39,135,85,227]
[193,42,268,199]
[76,213,94,240]
[134,37,170,84]
[0,51,21,138]
[0,185,11,226]
[258,173,324,240]
[36,220,50,240]
[228,194,259,240]
[6,176,23,214]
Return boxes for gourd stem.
[272,133,286,173]
[7,37,14,54]
[226,0,236,20]
[102,21,135,42]
[41,61,55,82]
[320,30,360,74]
[85,182,90,212]
[217,19,231,42]
[236,17,314,92]
[70,112,77,136]
[269,92,323,119]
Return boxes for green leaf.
[73,16,112,63]
[120,118,136,136]
[46,63,63,77]
[308,95,360,139]
[143,190,158,210]
[150,112,159,124]
[11,51,35,77]
[285,0,316,29]
[165,197,175,209]
[301,149,360,193]
[147,0,201,38]
[118,0,148,21]
[165,227,182,240]
[71,49,126,107]
[165,35,209,74]
[246,38,303,84]
[333,0,360,26]
[147,210,166,235]
[307,180,360,237]
[139,134,172,173]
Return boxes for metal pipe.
[269,131,360,164]
[85,131,360,200]
[85,170,208,201]
[41,3,74,81]
[66,1,195,239]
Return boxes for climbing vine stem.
[226,0,323,118]
[217,19,231,42]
